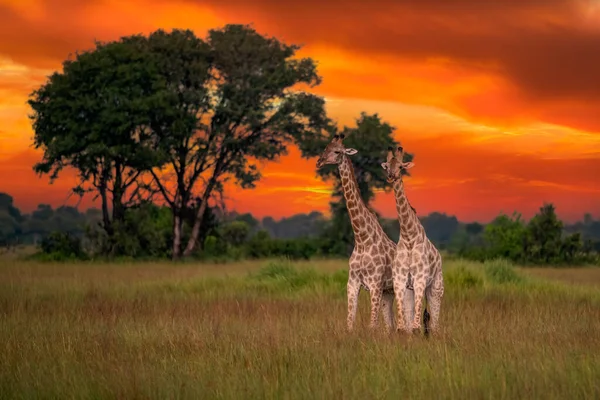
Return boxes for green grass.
[1,258,599,399]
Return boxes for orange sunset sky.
[1,0,600,223]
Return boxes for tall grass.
[0,258,599,399]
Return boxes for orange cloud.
[1,0,599,223]
[202,0,600,130]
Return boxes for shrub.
[247,260,346,295]
[444,264,484,289]
[39,231,86,260]
[250,260,317,288]
[483,259,524,285]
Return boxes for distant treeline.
[1,192,598,266]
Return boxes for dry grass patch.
[521,266,600,287]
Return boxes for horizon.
[1,1,600,224]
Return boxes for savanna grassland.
[1,257,599,399]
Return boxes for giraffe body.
[382,146,444,335]
[317,135,417,331]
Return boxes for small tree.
[483,212,527,262]
[560,232,583,262]
[218,221,251,247]
[525,203,563,264]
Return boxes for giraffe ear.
[345,148,358,155]
[381,162,388,170]
[402,162,415,170]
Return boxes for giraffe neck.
[338,155,379,243]
[393,179,425,243]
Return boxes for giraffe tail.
[423,306,431,338]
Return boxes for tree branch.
[149,169,175,208]
[123,170,142,190]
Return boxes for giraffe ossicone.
[316,133,421,332]
[381,145,444,336]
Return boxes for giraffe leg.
[402,287,415,333]
[392,269,410,333]
[347,277,361,332]
[423,306,431,338]
[382,292,395,331]
[368,286,383,329]
[425,272,444,335]
[411,275,427,334]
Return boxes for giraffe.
[316,133,423,332]
[381,145,444,336]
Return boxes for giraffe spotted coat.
[382,146,444,335]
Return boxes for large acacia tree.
[144,25,330,258]
[29,24,330,259]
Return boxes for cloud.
[0,0,222,68]
[199,0,600,129]
[323,97,600,162]
[2,0,600,130]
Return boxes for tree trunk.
[99,182,112,236]
[172,209,183,260]
[182,196,209,257]
[112,162,125,224]
[182,160,225,257]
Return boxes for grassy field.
[1,258,599,399]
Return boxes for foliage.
[482,212,528,261]
[112,203,174,258]
[218,221,251,247]
[0,194,23,246]
[483,259,524,285]
[0,214,20,246]
[29,34,161,238]
[474,204,598,265]
[524,203,564,264]
[247,260,348,294]
[39,231,85,260]
[444,263,484,289]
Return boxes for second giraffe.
[381,145,444,335]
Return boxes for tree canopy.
[29,34,163,239]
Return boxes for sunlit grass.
[0,258,599,399]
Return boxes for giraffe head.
[381,145,414,183]
[315,133,358,169]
